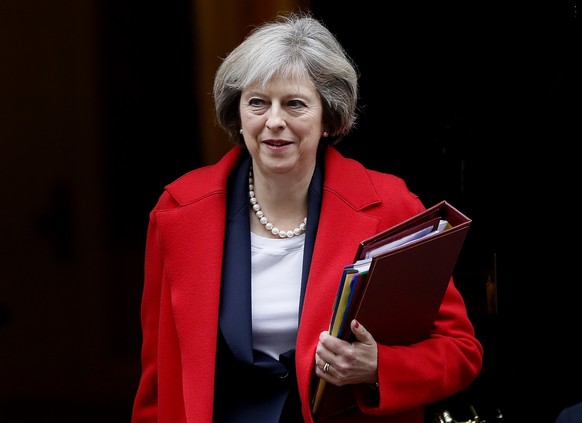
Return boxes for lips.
[263,140,292,147]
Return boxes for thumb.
[350,319,374,344]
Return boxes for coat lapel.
[219,156,324,367]
[295,147,385,408]
[219,155,254,364]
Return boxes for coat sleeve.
[131,207,164,423]
[131,188,184,423]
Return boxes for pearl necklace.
[248,167,307,238]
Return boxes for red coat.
[131,146,483,423]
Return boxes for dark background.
[313,1,581,422]
[314,1,581,421]
[1,0,580,421]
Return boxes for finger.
[350,319,374,345]
[315,352,332,371]
[319,330,348,353]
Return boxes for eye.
[248,98,265,107]
[288,99,306,108]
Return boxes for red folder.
[311,200,472,420]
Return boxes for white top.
[250,231,305,360]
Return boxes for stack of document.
[311,201,472,420]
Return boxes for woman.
[131,12,483,423]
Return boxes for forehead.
[243,73,317,95]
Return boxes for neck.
[248,165,308,239]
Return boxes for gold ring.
[323,362,330,374]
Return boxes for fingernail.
[354,320,359,329]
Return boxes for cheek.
[242,132,260,154]
[302,123,324,143]
[241,114,265,133]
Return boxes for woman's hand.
[314,319,378,386]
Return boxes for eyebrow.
[242,89,315,99]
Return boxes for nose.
[265,106,286,130]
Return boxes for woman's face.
[239,73,324,178]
